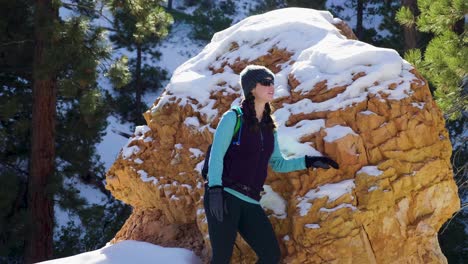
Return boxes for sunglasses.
[258,79,274,86]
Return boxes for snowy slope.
[40,240,201,264]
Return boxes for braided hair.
[243,92,276,133]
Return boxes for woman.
[204,65,339,264]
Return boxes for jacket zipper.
[260,129,264,152]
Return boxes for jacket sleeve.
[269,131,307,173]
[207,110,237,187]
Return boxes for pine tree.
[0,1,35,262]
[25,0,58,261]
[397,0,467,120]
[327,0,388,44]
[1,0,132,262]
[400,0,419,51]
[108,0,173,125]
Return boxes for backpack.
[201,107,243,181]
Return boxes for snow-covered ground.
[40,240,201,264]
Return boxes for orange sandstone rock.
[106,8,459,264]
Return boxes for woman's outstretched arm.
[268,131,307,173]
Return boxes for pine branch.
[0,161,29,177]
[111,128,132,138]
[440,202,468,234]
[0,40,34,47]
[396,6,415,28]
[61,1,115,27]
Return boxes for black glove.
[305,156,339,169]
[208,186,226,222]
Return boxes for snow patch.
[297,179,355,216]
[324,125,358,142]
[121,125,151,160]
[138,170,158,185]
[360,110,375,115]
[184,117,201,128]
[189,148,203,158]
[195,160,204,175]
[319,203,356,213]
[260,185,287,219]
[305,223,320,229]
[40,240,201,264]
[357,166,383,177]
[411,102,425,109]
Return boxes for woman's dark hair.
[243,92,276,132]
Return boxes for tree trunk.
[356,0,364,40]
[24,0,57,263]
[453,17,464,36]
[401,0,419,51]
[203,0,213,9]
[135,43,142,123]
[168,0,173,10]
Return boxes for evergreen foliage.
[0,0,131,262]
[397,0,467,120]
[190,0,234,41]
[108,0,173,125]
[327,0,408,53]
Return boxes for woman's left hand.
[305,156,339,169]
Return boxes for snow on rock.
[39,240,201,264]
[260,185,287,219]
[121,125,151,160]
[138,170,158,185]
[324,125,357,142]
[297,179,355,216]
[106,7,459,264]
[360,110,375,115]
[356,166,383,177]
[121,143,140,160]
[194,160,204,175]
[184,116,200,128]
[189,148,203,158]
[319,203,356,213]
[305,223,321,229]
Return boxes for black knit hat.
[240,65,275,96]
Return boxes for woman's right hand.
[208,186,226,222]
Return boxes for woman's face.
[252,77,274,103]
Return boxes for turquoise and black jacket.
[207,102,306,204]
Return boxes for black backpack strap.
[231,106,243,145]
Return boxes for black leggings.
[204,190,281,264]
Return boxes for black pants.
[204,190,281,264]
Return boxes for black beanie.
[240,65,275,96]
